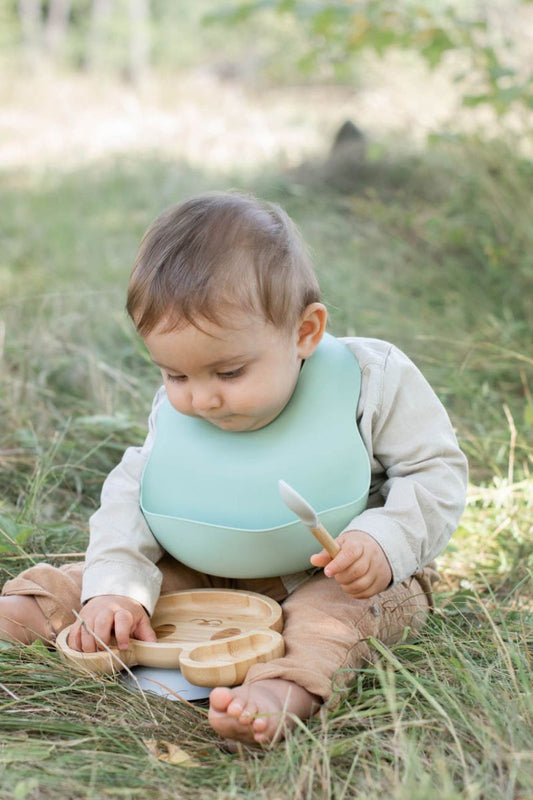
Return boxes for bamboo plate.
[56,588,284,687]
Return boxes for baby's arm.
[349,342,467,584]
[77,388,167,652]
[314,340,468,594]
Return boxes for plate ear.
[179,629,285,687]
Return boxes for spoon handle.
[310,522,341,558]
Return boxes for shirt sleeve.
[343,339,468,584]
[81,387,167,615]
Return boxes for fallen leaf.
[143,739,200,767]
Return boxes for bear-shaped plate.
[56,588,284,687]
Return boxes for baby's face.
[143,313,304,431]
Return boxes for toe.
[237,700,258,726]
[252,714,268,733]
[226,697,246,718]
[209,687,234,713]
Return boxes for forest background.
[0,2,532,799]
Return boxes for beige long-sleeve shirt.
[82,337,468,614]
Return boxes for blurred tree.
[18,0,72,63]
[127,0,149,84]
[14,0,150,83]
[86,0,151,83]
[85,0,114,72]
[4,1,307,82]
[207,0,533,116]
[44,0,73,57]
[18,0,42,67]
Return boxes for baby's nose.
[191,385,221,412]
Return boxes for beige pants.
[2,556,438,703]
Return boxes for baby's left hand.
[310,530,392,598]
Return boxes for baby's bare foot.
[208,679,320,745]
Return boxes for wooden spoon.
[278,479,341,557]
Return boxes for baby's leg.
[0,561,84,643]
[208,567,436,745]
[0,555,218,645]
[0,596,51,643]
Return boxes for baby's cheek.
[236,389,265,413]
[167,395,191,416]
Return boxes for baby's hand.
[67,595,157,653]
[310,530,392,598]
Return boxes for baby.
[0,192,468,745]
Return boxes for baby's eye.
[217,367,245,380]
[166,373,187,383]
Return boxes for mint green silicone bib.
[140,333,370,577]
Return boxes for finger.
[336,561,375,591]
[333,556,371,585]
[324,542,365,577]
[113,610,133,650]
[134,615,157,643]
[67,623,81,651]
[310,549,331,567]
[92,610,115,649]
[341,581,380,599]
[340,572,383,598]
[80,620,98,653]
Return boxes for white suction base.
[122,666,212,701]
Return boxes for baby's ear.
[297,303,327,358]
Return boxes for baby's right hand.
[67,595,157,653]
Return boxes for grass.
[0,129,532,798]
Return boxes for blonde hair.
[126,192,321,335]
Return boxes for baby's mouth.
[200,413,234,425]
